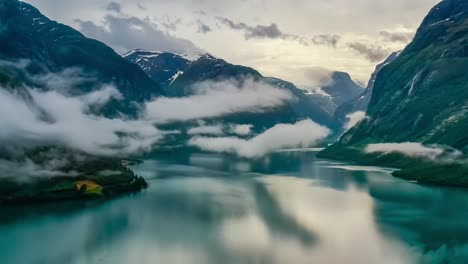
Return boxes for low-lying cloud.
[188,125,224,136]
[344,111,366,130]
[0,158,79,179]
[143,79,293,124]
[0,61,164,155]
[230,124,253,136]
[0,80,162,156]
[364,142,462,161]
[189,119,330,158]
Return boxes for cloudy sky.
[25,0,439,85]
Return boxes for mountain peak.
[421,0,467,29]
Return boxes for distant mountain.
[334,51,401,124]
[123,49,195,92]
[320,0,468,186]
[124,49,338,130]
[304,71,364,116]
[124,49,367,131]
[321,72,364,106]
[0,0,164,106]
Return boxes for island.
[0,157,148,205]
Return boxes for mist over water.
[1,151,468,264]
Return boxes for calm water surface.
[2,151,468,264]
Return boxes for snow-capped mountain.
[302,71,364,116]
[124,49,339,129]
[123,49,204,91]
[124,49,369,131]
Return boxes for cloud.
[189,119,330,158]
[75,14,202,54]
[344,111,366,130]
[379,31,414,43]
[106,2,121,13]
[188,125,224,136]
[143,78,293,124]
[136,3,146,11]
[160,18,182,32]
[0,62,164,156]
[80,85,123,107]
[197,20,212,34]
[216,17,339,47]
[303,67,335,87]
[0,86,162,156]
[364,143,462,161]
[0,158,79,179]
[230,124,253,136]
[347,42,391,62]
[188,123,253,136]
[311,34,341,47]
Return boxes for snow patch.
[169,70,184,85]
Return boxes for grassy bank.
[318,144,468,188]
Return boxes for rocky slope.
[320,0,468,186]
[334,52,401,124]
[0,0,164,105]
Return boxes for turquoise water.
[1,151,468,264]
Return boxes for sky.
[25,0,440,86]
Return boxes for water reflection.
[1,151,468,263]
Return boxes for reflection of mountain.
[253,182,316,245]
[369,179,468,259]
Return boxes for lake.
[1,150,468,264]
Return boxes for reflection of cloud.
[220,214,271,255]
[189,119,330,158]
[254,176,418,264]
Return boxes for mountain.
[124,49,338,130]
[319,0,468,186]
[124,49,369,131]
[304,71,364,116]
[123,49,195,92]
[0,0,164,104]
[333,52,401,124]
[321,71,364,106]
[0,0,152,203]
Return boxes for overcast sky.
[25,0,440,85]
